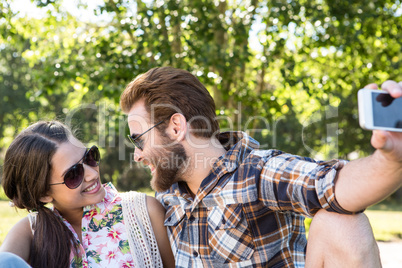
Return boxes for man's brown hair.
[120,67,219,138]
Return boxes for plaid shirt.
[156,132,349,267]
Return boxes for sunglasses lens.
[84,146,100,167]
[64,164,84,189]
[128,135,143,150]
[134,140,143,150]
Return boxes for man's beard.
[149,135,189,192]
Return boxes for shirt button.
[193,251,198,257]
[189,215,195,222]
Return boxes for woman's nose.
[83,163,98,180]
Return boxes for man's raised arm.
[335,80,402,212]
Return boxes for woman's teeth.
[84,181,98,192]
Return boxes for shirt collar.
[157,132,260,208]
[209,131,260,178]
[193,131,259,205]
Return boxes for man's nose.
[133,147,143,162]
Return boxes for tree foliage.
[1,0,402,198]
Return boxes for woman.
[0,121,174,267]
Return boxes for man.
[121,67,401,267]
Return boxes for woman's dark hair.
[2,121,78,268]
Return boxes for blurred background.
[0,0,402,244]
[1,0,402,265]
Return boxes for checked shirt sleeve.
[257,150,350,217]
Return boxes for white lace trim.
[121,191,163,268]
[27,211,38,235]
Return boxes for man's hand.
[365,81,402,163]
[335,81,402,212]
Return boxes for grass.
[0,187,7,201]
[1,198,401,245]
[365,201,402,241]
[0,201,28,245]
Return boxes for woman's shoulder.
[145,195,165,216]
[0,217,32,262]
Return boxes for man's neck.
[183,136,227,197]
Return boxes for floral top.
[53,183,134,268]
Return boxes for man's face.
[127,100,188,192]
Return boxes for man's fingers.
[364,83,379,90]
[371,130,392,151]
[381,80,402,98]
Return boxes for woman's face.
[46,137,105,214]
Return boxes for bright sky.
[10,0,108,22]
[9,0,264,51]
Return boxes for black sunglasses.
[127,120,164,151]
[49,145,100,189]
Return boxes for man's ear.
[167,113,188,141]
[39,195,53,204]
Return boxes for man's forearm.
[335,150,402,212]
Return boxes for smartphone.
[358,89,402,132]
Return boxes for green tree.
[1,0,401,199]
